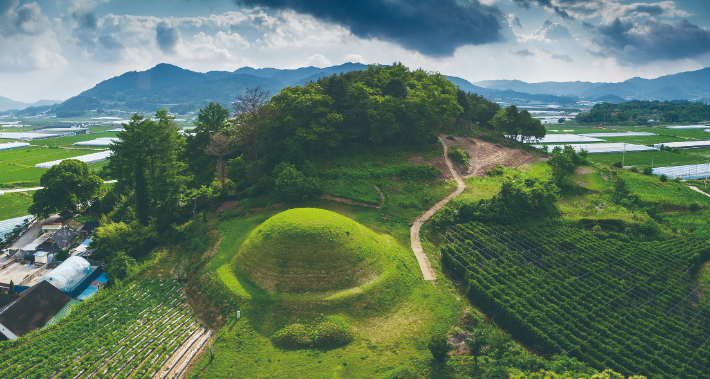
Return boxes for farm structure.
[0,142,30,151]
[577,132,656,137]
[0,280,212,379]
[667,125,710,129]
[512,134,605,144]
[0,215,33,238]
[37,256,93,292]
[0,132,74,140]
[34,150,112,168]
[0,281,71,340]
[653,141,710,150]
[72,137,118,147]
[534,143,657,154]
[653,163,710,180]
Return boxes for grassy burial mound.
[232,208,415,301]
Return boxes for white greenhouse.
[0,132,68,140]
[73,137,119,147]
[34,151,112,169]
[653,164,710,180]
[0,215,33,238]
[534,143,657,154]
[37,256,92,292]
[0,142,30,151]
[578,132,656,137]
[653,141,710,150]
[512,134,606,144]
[666,125,710,129]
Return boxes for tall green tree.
[109,109,189,227]
[185,102,231,186]
[30,159,103,218]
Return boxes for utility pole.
[622,143,627,167]
[705,157,708,189]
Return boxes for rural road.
[410,137,466,281]
[0,180,117,194]
[8,214,60,249]
[688,185,710,198]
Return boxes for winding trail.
[410,137,466,281]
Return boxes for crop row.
[441,222,710,378]
[0,279,208,379]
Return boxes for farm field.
[0,147,106,188]
[0,279,209,379]
[0,192,33,220]
[29,130,117,147]
[442,222,710,378]
[586,150,710,168]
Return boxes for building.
[76,222,99,238]
[0,281,71,340]
[41,223,62,234]
[35,226,76,254]
[37,256,93,292]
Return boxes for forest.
[576,100,710,124]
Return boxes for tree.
[185,102,231,186]
[8,280,15,295]
[428,333,452,362]
[29,159,102,218]
[204,133,235,188]
[272,162,322,202]
[106,251,135,281]
[232,87,271,182]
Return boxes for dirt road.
[410,137,466,281]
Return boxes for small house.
[76,222,99,238]
[33,251,50,264]
[41,223,62,234]
[35,227,76,254]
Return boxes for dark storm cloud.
[595,18,710,62]
[156,21,180,53]
[512,0,572,20]
[510,49,534,57]
[235,0,505,57]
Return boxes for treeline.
[576,100,710,124]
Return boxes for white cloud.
[305,54,332,67]
[344,54,364,63]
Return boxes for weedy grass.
[0,191,33,220]
[0,147,102,187]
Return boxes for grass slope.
[234,208,397,296]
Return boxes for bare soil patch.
[576,167,594,175]
[441,136,537,177]
[216,200,239,213]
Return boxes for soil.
[216,200,239,213]
[441,136,537,177]
[576,167,594,175]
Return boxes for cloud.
[506,14,522,28]
[344,54,364,63]
[510,49,535,57]
[551,53,573,62]
[235,0,505,57]
[305,53,331,67]
[156,21,181,53]
[512,0,572,20]
[512,0,688,22]
[98,34,124,50]
[593,18,710,63]
[0,0,49,36]
[516,20,572,42]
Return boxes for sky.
[1,0,710,102]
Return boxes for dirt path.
[688,185,710,198]
[410,137,466,281]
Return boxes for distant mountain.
[0,96,60,112]
[474,67,710,101]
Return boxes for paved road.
[689,185,710,198]
[0,180,117,194]
[409,137,466,281]
[9,214,60,249]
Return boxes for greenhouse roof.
[0,215,33,238]
[34,151,112,168]
[513,134,606,144]
[0,132,68,140]
[534,143,657,154]
[37,256,92,292]
[653,163,710,180]
[578,132,656,137]
[666,125,710,129]
[73,137,119,147]
[0,142,30,151]
[652,141,710,149]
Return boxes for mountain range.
[2,64,710,116]
[0,96,60,113]
[474,67,710,101]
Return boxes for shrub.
[643,167,653,175]
[659,174,668,182]
[612,162,622,168]
[273,315,354,348]
[689,203,702,212]
[671,147,681,154]
[629,167,638,173]
[428,333,452,362]
[447,146,468,165]
[592,225,602,233]
[272,162,322,202]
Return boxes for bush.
[486,164,504,177]
[272,315,354,348]
[629,167,638,173]
[612,162,623,168]
[272,162,322,202]
[689,203,702,212]
[428,333,452,362]
[660,174,668,182]
[592,225,602,233]
[447,146,468,165]
[643,167,653,175]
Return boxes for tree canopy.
[29,159,103,218]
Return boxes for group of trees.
[576,100,710,124]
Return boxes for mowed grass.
[0,147,105,187]
[0,192,33,220]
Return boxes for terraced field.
[0,279,210,379]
